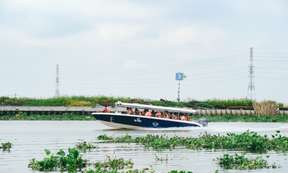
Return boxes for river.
[0,121,288,173]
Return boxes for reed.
[253,101,279,115]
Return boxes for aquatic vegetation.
[94,156,134,170]
[97,134,114,141]
[0,142,12,152]
[76,141,97,152]
[85,156,154,173]
[217,153,278,170]
[97,131,288,153]
[168,170,192,173]
[28,148,87,172]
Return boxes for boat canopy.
[115,101,197,114]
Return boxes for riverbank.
[0,114,287,122]
[0,96,273,109]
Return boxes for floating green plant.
[28,148,87,172]
[168,170,193,173]
[84,156,154,173]
[217,153,278,170]
[94,156,134,170]
[97,134,114,141]
[0,142,12,152]
[97,131,288,153]
[76,141,97,152]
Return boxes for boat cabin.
[112,101,196,121]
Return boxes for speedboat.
[92,101,208,130]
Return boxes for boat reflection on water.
[92,101,208,130]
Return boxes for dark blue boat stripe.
[94,114,199,128]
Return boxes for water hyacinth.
[168,171,193,173]
[76,141,97,152]
[84,156,154,173]
[0,142,12,152]
[28,148,87,172]
[97,131,288,153]
[217,153,278,170]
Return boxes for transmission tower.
[55,64,60,97]
[247,47,255,100]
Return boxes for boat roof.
[115,101,197,114]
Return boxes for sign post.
[175,72,186,102]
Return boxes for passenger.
[163,112,169,119]
[135,108,140,115]
[180,114,187,121]
[145,110,152,117]
[156,111,162,118]
[186,114,191,121]
[167,114,171,119]
[103,106,110,113]
[172,113,178,120]
[151,110,156,117]
[127,107,133,114]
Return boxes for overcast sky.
[0,0,287,103]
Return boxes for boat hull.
[92,113,202,129]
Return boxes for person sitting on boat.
[134,108,140,115]
[163,111,170,119]
[186,114,191,121]
[171,113,178,120]
[127,107,133,114]
[155,111,162,118]
[180,114,187,121]
[102,106,110,113]
[151,110,156,117]
[145,110,152,117]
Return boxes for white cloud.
[226,0,288,17]
[0,0,287,102]
[4,0,159,19]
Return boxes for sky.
[0,0,288,103]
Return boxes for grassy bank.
[0,114,288,122]
[0,96,260,109]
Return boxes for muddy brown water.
[0,121,288,173]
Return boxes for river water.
[0,121,288,173]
